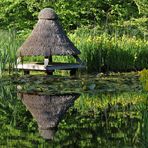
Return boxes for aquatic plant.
[0,30,21,75]
[70,27,148,73]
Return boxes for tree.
[0,0,144,31]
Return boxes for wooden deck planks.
[16,63,85,71]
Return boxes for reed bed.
[69,27,148,73]
[0,30,21,75]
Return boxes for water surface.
[0,73,148,147]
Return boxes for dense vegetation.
[0,0,147,74]
[0,1,148,147]
[0,0,147,31]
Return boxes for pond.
[0,72,148,147]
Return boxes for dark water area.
[0,73,148,147]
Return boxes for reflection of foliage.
[0,76,148,147]
[140,110,148,146]
[74,92,148,112]
[0,83,49,147]
[139,69,148,91]
[0,85,28,126]
[0,83,37,132]
[0,125,44,147]
[55,96,148,147]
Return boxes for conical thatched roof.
[18,8,80,57]
[19,92,80,140]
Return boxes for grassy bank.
[0,28,148,75]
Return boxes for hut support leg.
[44,58,49,67]
[70,69,77,76]
[45,56,53,75]
[24,70,30,75]
[46,70,53,75]
[49,56,52,63]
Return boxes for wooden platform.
[16,62,85,75]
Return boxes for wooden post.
[24,70,30,75]
[45,56,53,75]
[19,57,30,75]
[70,69,77,76]
[49,56,52,63]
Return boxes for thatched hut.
[17,8,84,75]
[19,92,80,140]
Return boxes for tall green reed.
[69,27,148,73]
[0,30,21,75]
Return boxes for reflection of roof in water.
[19,92,80,140]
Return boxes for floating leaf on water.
[17,85,22,90]
[88,84,96,90]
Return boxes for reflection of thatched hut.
[19,92,80,140]
[17,8,84,75]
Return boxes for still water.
[0,73,148,147]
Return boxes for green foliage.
[0,0,141,31]
[134,0,148,15]
[112,17,148,39]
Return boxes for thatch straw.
[18,8,80,57]
[19,92,80,140]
